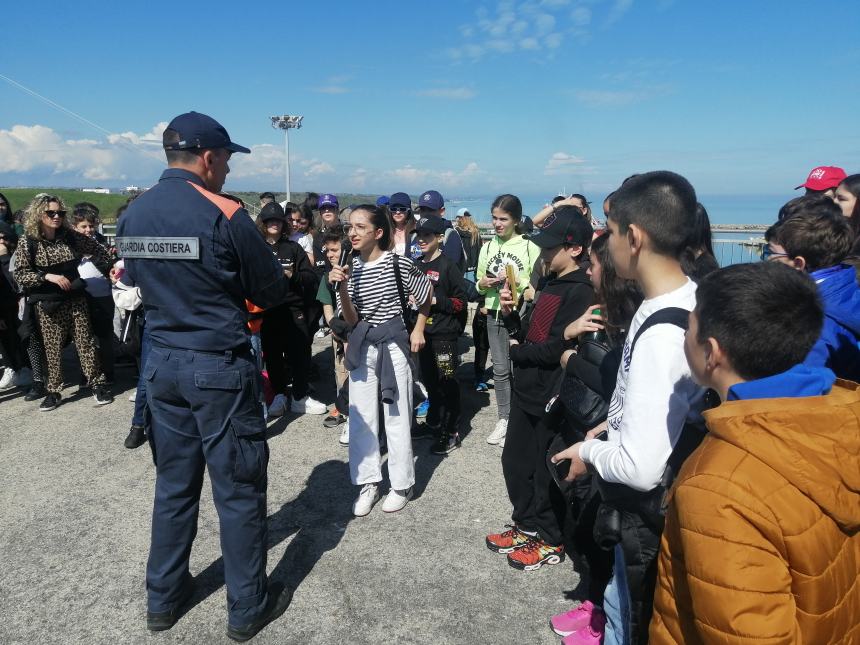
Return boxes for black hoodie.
[507,268,594,416]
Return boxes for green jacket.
[476,234,540,311]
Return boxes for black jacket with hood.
[506,268,594,416]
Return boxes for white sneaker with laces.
[290,394,327,415]
[487,418,508,445]
[0,369,14,390]
[353,483,380,517]
[382,486,414,513]
[339,419,349,446]
[12,367,32,387]
[268,393,288,417]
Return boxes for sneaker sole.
[485,538,532,554]
[431,442,461,456]
[39,405,59,412]
[507,553,565,571]
[93,398,113,406]
[550,620,578,638]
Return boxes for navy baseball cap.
[376,195,390,206]
[418,190,444,210]
[318,194,339,209]
[389,192,412,208]
[163,111,250,153]
[415,216,448,235]
[528,207,592,249]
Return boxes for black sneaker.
[39,392,62,411]
[431,432,461,455]
[124,425,147,449]
[24,382,46,402]
[411,422,438,440]
[147,575,194,631]
[92,385,114,406]
[323,412,346,428]
[226,582,293,642]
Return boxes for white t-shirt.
[78,257,111,298]
[290,232,313,256]
[579,278,705,491]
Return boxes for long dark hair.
[591,234,643,344]
[353,204,392,250]
[839,174,860,239]
[491,194,524,234]
[0,192,12,225]
[680,202,718,282]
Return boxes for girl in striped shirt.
[330,205,432,517]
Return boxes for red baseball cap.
[795,166,847,191]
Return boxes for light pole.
[270,114,303,203]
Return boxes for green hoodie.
[476,234,540,311]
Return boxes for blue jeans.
[603,544,632,645]
[131,323,151,427]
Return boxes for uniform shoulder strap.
[629,307,689,355]
[392,253,408,312]
[186,181,242,220]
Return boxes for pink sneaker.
[550,600,594,637]
[561,609,606,645]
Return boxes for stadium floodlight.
[270,115,304,203]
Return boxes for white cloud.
[606,0,634,26]
[573,84,672,107]
[0,123,164,184]
[312,85,350,95]
[304,161,335,177]
[545,151,588,175]
[415,87,477,100]
[384,161,484,190]
[571,6,591,26]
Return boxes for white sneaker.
[0,369,14,390]
[314,328,330,339]
[12,367,32,387]
[128,391,136,402]
[353,483,380,517]
[339,419,349,446]
[268,393,288,417]
[487,418,508,445]
[382,486,414,513]
[290,394,327,415]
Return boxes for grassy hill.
[1,187,385,223]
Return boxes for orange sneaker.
[507,537,565,571]
[485,525,535,554]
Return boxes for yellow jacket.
[650,381,860,644]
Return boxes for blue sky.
[2,0,859,200]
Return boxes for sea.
[446,193,794,266]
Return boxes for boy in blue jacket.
[764,194,860,381]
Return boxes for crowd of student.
[1,163,859,643]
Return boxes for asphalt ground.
[0,333,583,645]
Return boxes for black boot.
[24,382,46,402]
[226,582,293,642]
[124,425,147,449]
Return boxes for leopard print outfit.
[13,229,112,395]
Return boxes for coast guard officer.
[116,112,292,641]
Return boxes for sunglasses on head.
[44,210,67,218]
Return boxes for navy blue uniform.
[117,168,289,626]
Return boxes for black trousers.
[260,305,311,400]
[418,337,461,434]
[501,402,569,546]
[471,309,490,382]
[0,305,28,371]
[86,294,116,382]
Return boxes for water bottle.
[582,307,608,343]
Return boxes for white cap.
[456,207,471,217]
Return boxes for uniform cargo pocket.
[142,360,159,382]
[230,418,269,484]
[194,371,241,391]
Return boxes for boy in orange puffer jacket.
[650,262,860,644]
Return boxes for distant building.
[82,187,111,194]
[123,185,144,195]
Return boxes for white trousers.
[348,341,415,490]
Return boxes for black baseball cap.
[390,192,412,209]
[163,111,251,154]
[415,216,448,235]
[259,202,287,222]
[528,206,592,249]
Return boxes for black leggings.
[261,305,311,400]
[418,337,461,434]
[471,309,490,382]
[0,306,28,371]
